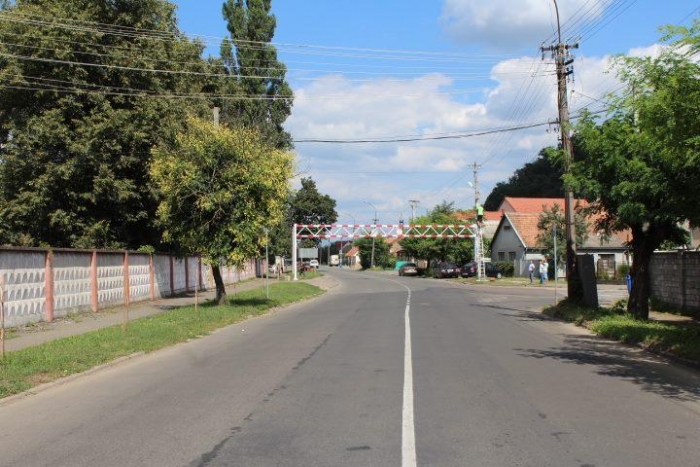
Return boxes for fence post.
[45,250,54,323]
[169,255,174,296]
[185,257,190,293]
[91,250,98,312]
[149,254,156,301]
[681,251,687,312]
[123,251,130,307]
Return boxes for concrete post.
[91,250,98,312]
[45,250,54,322]
[123,251,130,307]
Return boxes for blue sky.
[173,0,700,225]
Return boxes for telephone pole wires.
[541,0,580,300]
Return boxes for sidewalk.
[3,279,267,352]
[2,274,340,353]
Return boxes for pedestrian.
[542,258,549,284]
[528,260,535,284]
[539,260,546,285]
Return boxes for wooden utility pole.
[542,0,579,299]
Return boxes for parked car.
[309,259,319,268]
[460,261,503,279]
[398,262,419,276]
[436,262,460,278]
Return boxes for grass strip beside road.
[544,300,700,364]
[0,281,323,399]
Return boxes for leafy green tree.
[355,237,390,270]
[151,118,293,304]
[483,149,564,211]
[289,177,338,226]
[569,42,700,319]
[221,0,293,149]
[0,0,211,249]
[400,201,474,268]
[536,203,588,269]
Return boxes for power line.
[292,121,550,144]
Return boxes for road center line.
[402,285,417,467]
[361,274,417,466]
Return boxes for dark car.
[398,262,419,276]
[460,261,503,279]
[436,262,460,278]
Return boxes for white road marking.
[402,286,417,467]
[360,274,417,466]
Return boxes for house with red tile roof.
[343,245,361,269]
[490,198,630,278]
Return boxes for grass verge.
[0,281,323,399]
[543,299,700,364]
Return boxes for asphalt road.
[0,269,699,466]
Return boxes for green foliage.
[289,177,338,226]
[400,201,474,267]
[617,262,631,278]
[494,261,514,277]
[355,237,390,269]
[536,203,588,267]
[569,42,700,319]
[545,298,700,365]
[150,118,293,268]
[0,0,213,249]
[220,0,293,149]
[483,150,564,211]
[136,245,156,254]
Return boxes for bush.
[617,263,631,278]
[494,261,514,277]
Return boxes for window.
[508,252,516,261]
[498,252,505,261]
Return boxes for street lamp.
[364,201,378,269]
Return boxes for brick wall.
[650,251,700,316]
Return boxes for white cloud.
[440,0,615,51]
[284,41,668,222]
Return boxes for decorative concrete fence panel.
[0,250,46,328]
[0,248,257,328]
[153,255,172,298]
[172,258,187,294]
[188,257,201,291]
[53,251,92,318]
[97,253,125,308]
[128,254,151,303]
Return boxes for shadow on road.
[515,334,700,403]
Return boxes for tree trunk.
[628,249,651,320]
[627,224,663,321]
[211,264,227,305]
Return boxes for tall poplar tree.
[220,0,293,149]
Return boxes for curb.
[0,352,146,406]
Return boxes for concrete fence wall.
[650,251,700,316]
[0,247,256,328]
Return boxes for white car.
[309,259,319,268]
